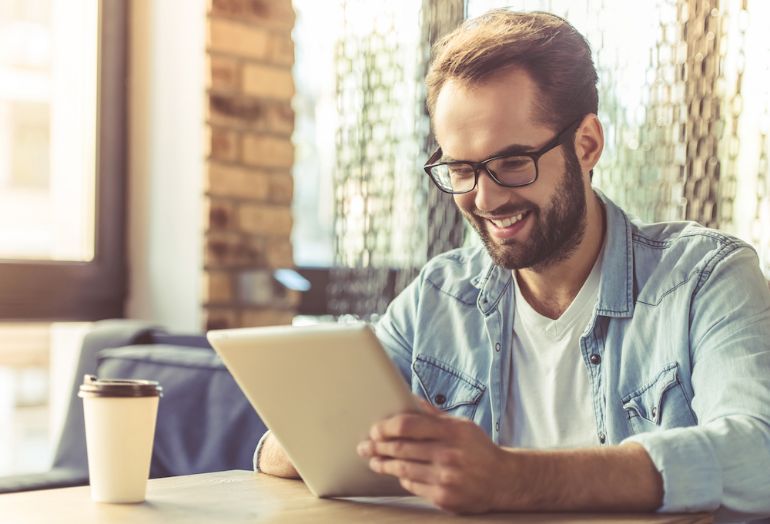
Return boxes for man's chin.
[479,236,529,270]
[468,217,537,268]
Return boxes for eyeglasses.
[423,117,583,194]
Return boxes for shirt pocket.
[412,354,485,420]
[621,361,697,434]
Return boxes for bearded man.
[256,10,770,522]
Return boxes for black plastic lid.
[78,375,162,398]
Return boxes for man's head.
[425,10,603,271]
[426,10,598,133]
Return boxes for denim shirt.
[375,191,770,522]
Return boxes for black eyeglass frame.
[423,116,584,194]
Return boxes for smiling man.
[256,10,770,521]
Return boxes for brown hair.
[425,10,598,131]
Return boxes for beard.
[462,148,587,271]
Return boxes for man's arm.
[623,246,770,518]
[357,410,662,514]
[359,246,770,517]
[255,432,300,479]
[501,443,663,512]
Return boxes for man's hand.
[356,404,506,513]
[258,432,301,479]
[357,400,663,514]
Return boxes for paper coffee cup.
[78,375,162,503]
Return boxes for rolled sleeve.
[623,427,722,512]
[623,415,770,518]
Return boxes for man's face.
[432,68,587,270]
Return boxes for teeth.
[491,212,526,228]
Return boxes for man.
[256,10,770,520]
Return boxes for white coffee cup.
[78,375,162,503]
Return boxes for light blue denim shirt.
[375,191,770,522]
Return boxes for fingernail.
[356,442,369,456]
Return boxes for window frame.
[0,0,127,321]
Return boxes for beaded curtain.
[327,0,770,316]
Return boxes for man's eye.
[498,158,529,170]
[448,165,474,178]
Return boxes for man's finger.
[417,396,443,415]
[369,457,435,484]
[398,477,436,500]
[370,413,445,441]
[367,439,436,462]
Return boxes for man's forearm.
[258,432,301,479]
[496,442,663,512]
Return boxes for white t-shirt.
[500,254,603,449]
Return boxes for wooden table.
[0,470,712,524]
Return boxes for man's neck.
[514,191,606,320]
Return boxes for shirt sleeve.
[373,272,423,383]
[253,430,271,473]
[623,246,770,520]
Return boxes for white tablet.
[206,323,420,498]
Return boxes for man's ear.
[574,114,604,174]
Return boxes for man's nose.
[474,168,507,213]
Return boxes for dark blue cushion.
[96,345,266,478]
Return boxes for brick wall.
[203,0,297,330]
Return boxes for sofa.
[0,320,267,494]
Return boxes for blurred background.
[0,0,768,478]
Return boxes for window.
[0,0,126,477]
[0,0,127,320]
[291,0,339,268]
[0,322,89,476]
[291,0,431,316]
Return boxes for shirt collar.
[472,189,636,318]
[475,261,512,316]
[594,189,635,318]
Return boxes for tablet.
[207,322,420,497]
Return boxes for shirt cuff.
[622,427,722,513]
[253,430,271,473]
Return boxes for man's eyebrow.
[440,143,536,162]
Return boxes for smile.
[488,211,528,228]
[481,210,532,242]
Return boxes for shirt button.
[495,422,500,431]
[495,342,501,352]
[599,432,606,444]
[589,354,601,365]
[651,406,657,421]
[434,394,446,406]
